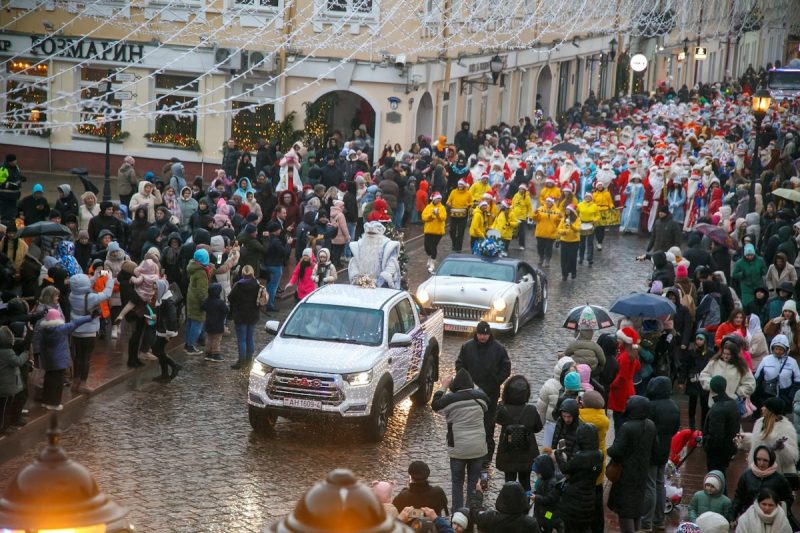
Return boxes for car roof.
[439,253,522,267]
[304,284,405,309]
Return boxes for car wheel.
[539,281,548,316]
[411,353,437,406]
[510,301,520,335]
[365,386,392,442]
[248,405,277,434]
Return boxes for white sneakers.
[596,243,603,250]
[110,325,119,340]
[42,404,63,411]
[427,258,436,273]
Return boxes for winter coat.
[155,293,178,338]
[703,391,741,462]
[511,191,533,222]
[556,216,581,243]
[492,210,518,241]
[117,162,138,196]
[731,464,793,518]
[536,356,574,422]
[651,252,676,287]
[551,398,583,456]
[68,273,114,337]
[311,260,337,287]
[495,376,543,473]
[469,207,489,239]
[687,471,732,521]
[734,501,793,533]
[227,276,261,325]
[78,201,99,232]
[0,328,26,397]
[700,358,756,405]
[472,482,540,533]
[738,417,799,475]
[607,349,640,413]
[554,423,603,526]
[178,188,198,232]
[329,204,350,245]
[731,255,767,308]
[531,455,561,527]
[392,483,449,517]
[202,284,228,335]
[455,333,511,401]
[289,259,317,300]
[186,260,211,323]
[579,404,609,483]
[35,315,92,370]
[646,376,681,465]
[129,181,158,223]
[377,175,400,210]
[431,368,489,460]
[647,212,682,253]
[607,396,658,519]
[563,333,606,371]
[422,202,447,236]
[238,232,268,274]
[766,260,797,295]
[210,238,240,299]
[55,185,79,219]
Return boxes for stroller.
[663,429,703,513]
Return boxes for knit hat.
[302,248,313,258]
[451,512,469,530]
[764,396,787,416]
[744,243,756,256]
[709,375,727,395]
[658,203,670,214]
[32,183,43,194]
[244,223,257,235]
[99,201,114,212]
[476,321,491,335]
[704,471,723,492]
[408,461,430,482]
[564,371,581,392]
[676,523,701,533]
[193,249,209,266]
[45,308,61,321]
[582,390,605,409]
[616,326,639,348]
[676,264,688,279]
[650,280,663,295]
[782,300,797,315]
[696,512,730,533]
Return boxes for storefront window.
[231,101,275,153]
[326,0,372,12]
[76,67,123,139]
[235,0,278,6]
[150,73,200,149]
[4,60,49,136]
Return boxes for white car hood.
[257,336,380,374]
[422,276,513,307]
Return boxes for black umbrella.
[70,168,99,195]
[551,142,580,154]
[18,221,73,238]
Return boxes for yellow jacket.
[531,206,562,239]
[446,188,473,211]
[557,216,581,242]
[577,200,600,224]
[539,186,561,206]
[486,202,498,225]
[593,189,615,211]
[469,207,489,239]
[491,210,519,240]
[580,406,609,483]
[558,197,577,215]
[511,192,534,221]
[469,181,491,203]
[421,202,447,235]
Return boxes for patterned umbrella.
[562,304,614,330]
[694,223,740,251]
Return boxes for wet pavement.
[0,228,666,532]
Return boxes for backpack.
[505,423,529,451]
[257,282,269,307]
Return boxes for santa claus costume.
[555,158,580,194]
[276,149,303,192]
[643,167,666,232]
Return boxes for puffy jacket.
[730,447,794,519]
[555,423,603,526]
[288,258,317,300]
[415,181,430,212]
[177,187,198,232]
[563,331,606,371]
[455,333,511,401]
[329,204,350,245]
[557,216,581,243]
[491,210,518,241]
[36,315,92,370]
[431,368,489,460]
[731,255,767,308]
[155,293,178,339]
[646,376,681,465]
[129,180,158,223]
[579,404,609,484]
[228,276,262,325]
[551,398,583,456]
[530,454,562,527]
[577,200,599,224]
[700,358,755,405]
[186,260,211,322]
[0,328,26,397]
[738,416,799,475]
[607,396,658,519]
[536,356,574,422]
[377,175,400,210]
[471,482,539,533]
[511,191,533,222]
[703,391,741,463]
[68,273,114,337]
[594,189,614,211]
[495,376,543,473]
[687,470,731,521]
[421,202,447,236]
[470,181,491,203]
[117,162,138,196]
[469,207,489,239]
[531,206,561,239]
[392,483,449,517]
[202,283,229,335]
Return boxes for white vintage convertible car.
[415,254,548,334]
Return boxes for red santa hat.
[616,326,639,349]
[518,183,528,191]
[431,192,442,201]
[457,179,468,188]
[483,192,495,201]
[500,199,512,209]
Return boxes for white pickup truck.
[247,284,444,441]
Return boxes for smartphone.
[557,439,566,449]
[480,471,489,490]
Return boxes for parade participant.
[531,197,561,267]
[557,205,581,281]
[469,201,490,248]
[421,192,447,273]
[609,327,641,433]
[491,200,517,253]
[577,192,599,266]
[593,181,614,251]
[668,178,687,224]
[511,184,534,250]
[348,221,401,289]
[456,320,511,465]
[620,174,644,234]
[446,179,471,253]
[495,375,543,492]
[538,177,560,207]
[469,173,491,203]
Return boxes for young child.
[687,470,731,522]
[286,248,316,301]
[201,283,228,363]
[311,248,337,288]
[152,279,181,382]
[114,258,160,324]
[531,454,562,532]
[36,308,93,410]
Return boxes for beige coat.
[700,358,756,406]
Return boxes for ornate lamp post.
[0,415,130,533]
[749,87,771,212]
[488,54,504,85]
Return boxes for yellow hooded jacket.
[577,200,600,224]
[511,191,534,222]
[469,206,489,239]
[557,215,581,242]
[531,206,562,239]
[421,202,447,235]
[491,209,519,240]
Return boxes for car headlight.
[492,298,507,312]
[344,370,372,386]
[251,361,274,377]
[416,288,431,306]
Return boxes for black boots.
[153,356,182,382]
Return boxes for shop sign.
[29,35,144,63]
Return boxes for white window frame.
[74,66,123,140]
[314,0,379,20]
[151,72,200,141]
[3,59,50,136]
[145,0,205,22]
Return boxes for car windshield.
[437,260,515,282]
[281,303,384,346]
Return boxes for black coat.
[201,284,228,334]
[702,392,740,461]
[646,213,682,253]
[531,455,561,527]
[650,252,675,287]
[392,482,449,516]
[228,276,261,325]
[551,398,582,457]
[731,465,793,519]
[555,423,603,526]
[472,482,540,533]
[55,192,79,219]
[607,396,658,519]
[495,376,543,473]
[645,376,681,465]
[455,334,511,402]
[683,245,713,278]
[238,232,268,273]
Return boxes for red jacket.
[607,349,641,413]
[714,321,747,348]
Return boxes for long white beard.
[350,233,388,279]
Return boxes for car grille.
[268,371,343,405]
[434,305,489,321]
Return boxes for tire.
[365,386,392,442]
[411,352,437,406]
[248,405,277,434]
[509,301,520,335]
[539,281,548,316]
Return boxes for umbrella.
[70,167,99,195]
[562,305,614,330]
[609,293,676,318]
[551,142,580,154]
[773,188,800,203]
[18,221,73,239]
[694,223,740,250]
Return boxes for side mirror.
[389,332,413,348]
[519,274,533,284]
[265,320,280,335]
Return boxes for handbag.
[606,460,623,483]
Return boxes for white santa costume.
[348,221,401,289]
[276,149,303,192]
[645,167,666,232]
[683,168,704,232]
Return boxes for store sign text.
[29,36,144,63]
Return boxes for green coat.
[731,256,767,308]
[186,260,211,323]
[0,346,28,397]
[687,485,731,521]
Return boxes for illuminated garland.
[144,132,201,151]
[303,95,337,148]
[76,124,130,141]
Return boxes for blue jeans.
[345,222,356,257]
[235,323,256,362]
[184,318,204,347]
[265,265,283,309]
[449,457,483,511]
[394,202,405,227]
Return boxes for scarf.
[751,462,778,478]
[736,500,793,533]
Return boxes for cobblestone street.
[0,229,653,532]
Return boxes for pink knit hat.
[45,308,61,321]
[676,264,689,279]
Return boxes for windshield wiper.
[327,337,360,344]
[445,273,470,277]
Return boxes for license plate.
[283,398,322,410]
[445,324,473,332]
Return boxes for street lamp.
[609,38,617,61]
[749,87,771,212]
[461,54,504,93]
[0,415,129,533]
[489,54,504,85]
[102,68,114,203]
